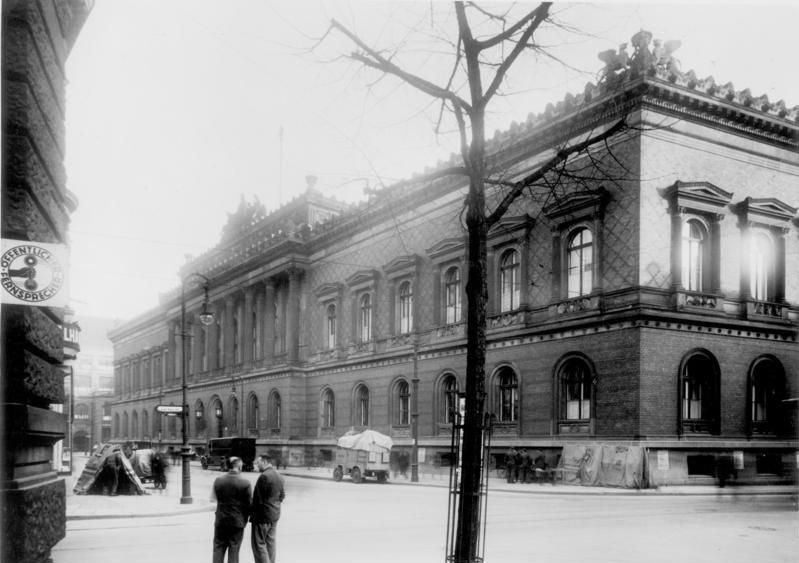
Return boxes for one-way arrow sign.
[156,405,184,414]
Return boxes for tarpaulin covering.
[73,443,146,495]
[336,430,393,453]
[557,444,646,489]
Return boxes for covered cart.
[333,429,392,483]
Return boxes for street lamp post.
[180,273,214,505]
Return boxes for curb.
[66,502,214,521]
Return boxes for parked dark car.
[200,438,256,471]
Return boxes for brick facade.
[108,42,798,486]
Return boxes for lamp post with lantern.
[179,272,214,505]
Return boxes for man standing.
[251,453,286,563]
[212,456,252,563]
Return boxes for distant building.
[108,33,798,486]
[69,316,120,453]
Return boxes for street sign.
[156,405,184,414]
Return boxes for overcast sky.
[64,1,799,321]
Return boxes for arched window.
[269,391,281,430]
[398,281,413,334]
[559,357,593,421]
[681,220,706,291]
[750,232,773,301]
[439,374,459,424]
[355,384,369,427]
[394,380,410,425]
[114,413,120,438]
[359,294,372,342]
[122,412,129,438]
[495,367,518,423]
[444,267,461,324]
[152,406,161,438]
[130,411,141,440]
[326,303,337,349]
[499,249,521,312]
[749,357,786,435]
[194,400,205,437]
[567,228,593,297]
[247,394,260,433]
[142,410,149,439]
[322,388,335,428]
[680,352,720,434]
[213,400,224,437]
[229,395,239,435]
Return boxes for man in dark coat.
[251,453,286,563]
[212,456,252,563]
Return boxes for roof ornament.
[599,30,683,85]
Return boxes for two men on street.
[251,453,286,563]
[212,456,252,563]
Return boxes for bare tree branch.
[329,19,473,113]
[486,118,627,226]
[473,2,551,50]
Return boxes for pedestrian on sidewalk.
[251,453,286,563]
[211,456,252,563]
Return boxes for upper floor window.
[439,374,459,424]
[444,267,462,324]
[326,303,337,349]
[394,380,410,426]
[322,388,335,428]
[567,228,593,297]
[359,293,372,342]
[398,281,413,334]
[494,367,518,423]
[750,232,773,301]
[499,249,521,312]
[681,220,707,292]
[680,351,720,434]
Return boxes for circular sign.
[0,244,65,303]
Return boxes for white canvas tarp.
[337,430,393,453]
[557,444,646,489]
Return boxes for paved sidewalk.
[65,460,797,521]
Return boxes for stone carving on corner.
[600,30,683,84]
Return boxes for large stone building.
[108,33,798,486]
[1,1,92,561]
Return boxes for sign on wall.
[1,239,69,308]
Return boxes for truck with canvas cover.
[200,437,256,471]
[333,429,392,483]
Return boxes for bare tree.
[324,3,628,561]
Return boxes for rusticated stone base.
[1,477,66,563]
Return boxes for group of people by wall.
[503,447,553,484]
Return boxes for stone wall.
[1,1,90,561]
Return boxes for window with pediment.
[398,281,414,334]
[444,266,462,324]
[567,227,593,297]
[347,270,379,346]
[736,197,795,318]
[326,303,337,349]
[359,293,372,342]
[544,190,606,308]
[499,249,521,312]
[663,181,734,312]
[427,238,466,328]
